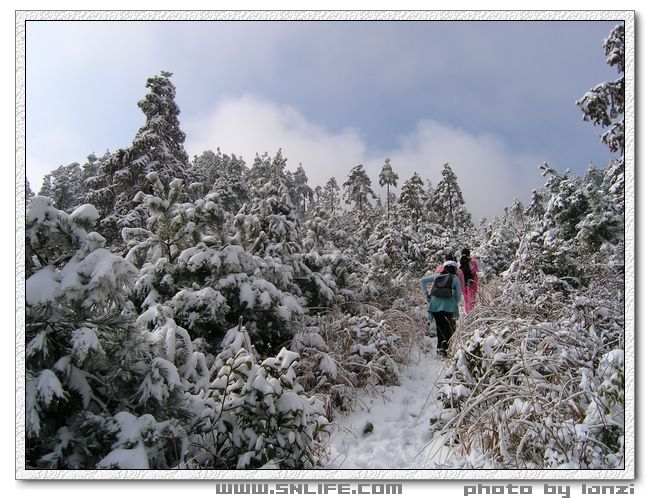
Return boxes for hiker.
[420,260,462,357]
[435,253,465,289]
[459,248,480,313]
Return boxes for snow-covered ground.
[324,337,455,469]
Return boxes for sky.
[25,19,620,221]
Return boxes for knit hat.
[443,260,459,268]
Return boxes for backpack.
[431,273,453,298]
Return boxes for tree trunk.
[447,181,454,229]
[387,185,391,221]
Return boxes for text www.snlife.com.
[216,482,403,495]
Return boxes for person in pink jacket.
[459,248,479,313]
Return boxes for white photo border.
[15,9,635,481]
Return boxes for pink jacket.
[460,259,479,288]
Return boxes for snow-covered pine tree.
[576,24,624,154]
[186,149,250,211]
[245,150,288,193]
[25,197,210,469]
[378,158,399,221]
[234,152,300,260]
[186,149,220,196]
[361,218,406,303]
[321,177,341,216]
[26,177,34,200]
[289,164,314,218]
[342,164,376,218]
[342,164,379,262]
[121,174,233,344]
[38,162,83,212]
[476,200,527,278]
[104,71,189,220]
[192,328,329,469]
[524,188,546,224]
[313,185,323,208]
[429,163,474,236]
[397,172,425,229]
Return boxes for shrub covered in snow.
[291,312,410,416]
[186,327,329,469]
[25,197,202,468]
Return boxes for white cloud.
[186,95,544,221]
[368,121,544,221]
[185,95,368,188]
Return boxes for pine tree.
[187,149,249,210]
[289,164,314,217]
[362,219,405,302]
[524,189,546,223]
[430,163,474,234]
[37,162,83,212]
[25,197,207,469]
[186,149,220,195]
[313,185,323,207]
[508,198,526,232]
[26,177,34,200]
[235,174,301,260]
[378,158,399,220]
[246,152,273,191]
[398,172,425,228]
[576,24,624,154]
[477,200,527,278]
[105,71,189,217]
[343,164,376,216]
[321,177,341,215]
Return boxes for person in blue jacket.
[420,260,462,357]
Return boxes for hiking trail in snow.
[324,337,455,469]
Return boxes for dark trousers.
[431,311,456,354]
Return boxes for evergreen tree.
[477,200,527,278]
[430,163,474,234]
[378,158,399,220]
[362,219,405,302]
[235,172,301,260]
[508,198,526,233]
[25,197,206,469]
[525,189,546,223]
[186,149,220,195]
[26,177,34,200]
[321,177,341,215]
[246,152,273,191]
[313,185,323,207]
[576,24,624,154]
[79,153,106,190]
[289,164,313,217]
[187,149,249,210]
[38,162,83,212]
[398,172,425,228]
[342,164,376,216]
[104,71,189,217]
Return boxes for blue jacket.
[420,273,462,318]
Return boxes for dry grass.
[428,271,624,469]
